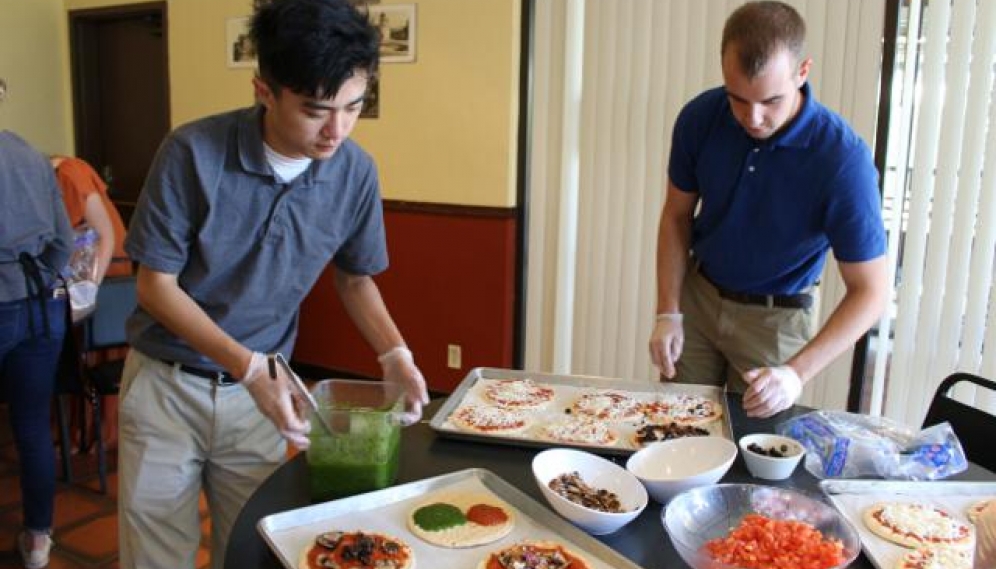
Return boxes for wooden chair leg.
[93,393,108,494]
[54,395,73,484]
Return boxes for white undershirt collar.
[263,143,312,183]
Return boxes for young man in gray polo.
[118,1,429,567]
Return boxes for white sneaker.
[18,532,52,569]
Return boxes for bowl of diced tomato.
[662,483,860,569]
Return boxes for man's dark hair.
[251,0,379,99]
[721,1,806,79]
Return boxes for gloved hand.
[241,351,311,449]
[649,313,683,379]
[977,500,996,568]
[378,346,430,426]
[742,365,803,418]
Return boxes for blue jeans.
[0,294,67,532]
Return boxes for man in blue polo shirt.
[118,1,429,567]
[648,1,888,418]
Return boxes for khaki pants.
[675,269,815,392]
[117,350,285,569]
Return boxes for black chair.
[75,274,137,493]
[922,372,996,473]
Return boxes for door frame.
[68,1,170,167]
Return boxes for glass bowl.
[662,483,861,569]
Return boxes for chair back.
[81,275,136,352]
[922,372,996,473]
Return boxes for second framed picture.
[368,4,416,63]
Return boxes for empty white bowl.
[739,433,806,480]
[532,448,648,535]
[625,436,737,504]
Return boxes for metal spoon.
[273,353,336,435]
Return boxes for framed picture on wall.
[361,74,380,119]
[226,17,256,69]
[368,4,416,63]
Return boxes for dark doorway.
[69,2,169,224]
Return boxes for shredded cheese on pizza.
[877,504,972,544]
[898,546,972,569]
[483,379,554,408]
[451,405,528,433]
[541,418,616,445]
[571,391,641,421]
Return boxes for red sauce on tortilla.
[466,503,508,526]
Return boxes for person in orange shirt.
[49,156,131,282]
[50,155,131,452]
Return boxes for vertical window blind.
[873,0,996,425]
[526,0,884,411]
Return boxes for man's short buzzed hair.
[721,1,806,79]
[251,0,380,99]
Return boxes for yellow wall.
[0,0,75,154]
[64,0,520,207]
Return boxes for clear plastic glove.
[241,352,311,449]
[649,313,683,379]
[378,346,430,426]
[977,500,996,568]
[742,365,803,418]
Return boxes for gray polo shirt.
[0,130,74,302]
[125,107,388,368]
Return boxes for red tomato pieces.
[703,514,846,569]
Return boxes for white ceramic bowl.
[625,436,737,504]
[532,448,648,535]
[739,433,806,480]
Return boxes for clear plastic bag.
[64,226,99,322]
[778,410,968,481]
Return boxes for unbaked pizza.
[476,541,591,569]
[407,492,515,548]
[895,546,972,569]
[639,393,722,426]
[481,378,555,410]
[298,531,414,569]
[631,421,709,447]
[538,416,618,446]
[863,502,974,550]
[967,497,995,524]
[449,404,532,435]
[569,390,642,422]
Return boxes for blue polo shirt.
[668,83,886,295]
[125,106,388,369]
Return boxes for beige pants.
[675,269,815,392]
[117,350,285,569]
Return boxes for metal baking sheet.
[820,479,996,569]
[257,468,644,569]
[429,367,732,455]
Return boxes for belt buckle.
[213,371,238,386]
[52,288,67,299]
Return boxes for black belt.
[168,361,240,386]
[698,267,813,309]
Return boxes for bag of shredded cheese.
[778,410,967,481]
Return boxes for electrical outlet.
[447,344,462,369]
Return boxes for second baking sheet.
[430,367,732,455]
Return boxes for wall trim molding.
[384,200,517,219]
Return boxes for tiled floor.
[0,402,212,569]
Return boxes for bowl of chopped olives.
[738,433,806,480]
[532,448,648,535]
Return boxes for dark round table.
[225,394,993,569]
